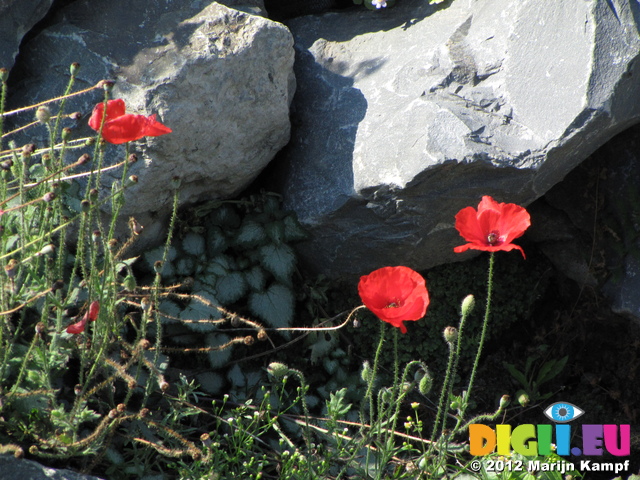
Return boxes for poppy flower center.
[487,231,501,245]
[385,299,403,309]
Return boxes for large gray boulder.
[277,0,640,278]
[9,0,294,247]
[0,455,103,480]
[0,0,54,71]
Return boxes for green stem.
[463,253,495,413]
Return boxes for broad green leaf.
[244,265,266,292]
[182,232,206,257]
[283,214,308,242]
[206,225,228,256]
[180,290,222,332]
[206,333,233,369]
[208,204,241,228]
[216,271,248,305]
[259,243,296,283]
[236,219,267,248]
[248,283,294,337]
[265,220,285,244]
[196,371,224,394]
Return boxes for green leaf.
[180,290,222,332]
[248,283,294,337]
[309,332,337,364]
[209,204,241,228]
[227,364,245,388]
[265,220,285,244]
[216,272,248,305]
[182,232,206,257]
[259,243,296,283]
[175,257,195,276]
[206,333,233,369]
[283,214,308,242]
[206,225,228,256]
[536,356,568,385]
[196,371,224,394]
[236,219,267,248]
[244,265,266,292]
[503,362,528,389]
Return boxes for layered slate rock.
[0,455,103,480]
[0,0,54,71]
[9,0,294,248]
[278,0,640,278]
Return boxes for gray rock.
[9,0,294,248]
[277,0,640,278]
[0,455,103,480]
[0,0,54,71]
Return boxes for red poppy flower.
[453,196,530,258]
[66,301,100,334]
[358,266,429,334]
[89,99,171,144]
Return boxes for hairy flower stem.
[463,253,495,414]
[360,321,386,471]
[429,339,456,457]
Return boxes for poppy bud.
[36,106,51,124]
[129,217,143,235]
[140,297,151,313]
[69,62,80,76]
[159,380,169,392]
[1,159,13,170]
[360,361,372,383]
[139,408,150,418]
[108,238,119,253]
[4,259,18,280]
[461,294,475,316]
[77,153,91,165]
[51,279,64,292]
[153,260,163,274]
[267,362,290,379]
[499,394,510,409]
[257,329,268,341]
[128,153,138,164]
[417,370,433,395]
[89,188,99,201]
[74,384,82,396]
[92,230,101,243]
[69,112,82,121]
[35,322,46,335]
[244,336,255,346]
[200,433,212,446]
[0,68,8,82]
[22,144,36,158]
[38,244,55,256]
[42,191,56,203]
[123,274,136,292]
[443,326,458,344]
[61,127,72,142]
[81,200,91,213]
[108,409,119,419]
[515,389,530,407]
[126,175,138,186]
[170,176,181,189]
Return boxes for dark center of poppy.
[385,300,402,309]
[487,231,501,245]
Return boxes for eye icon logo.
[543,402,585,423]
